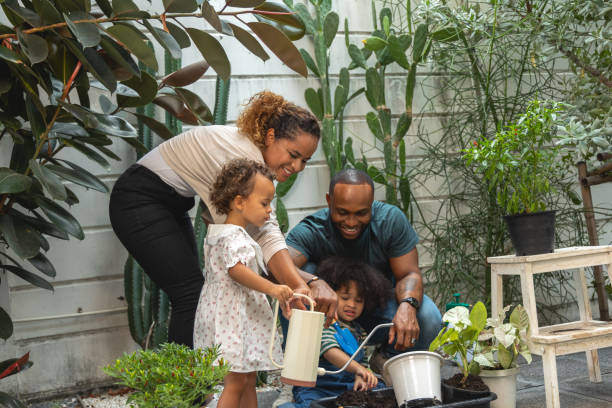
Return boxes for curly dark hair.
[316,256,392,312]
[236,90,320,150]
[210,159,275,215]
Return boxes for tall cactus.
[124,51,231,349]
[287,0,364,177]
[343,2,429,221]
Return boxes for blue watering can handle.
[323,322,394,375]
[269,293,315,369]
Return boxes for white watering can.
[268,293,393,387]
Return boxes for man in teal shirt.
[286,169,442,368]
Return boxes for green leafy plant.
[463,100,566,215]
[104,343,229,408]
[429,301,487,386]
[474,305,532,370]
[0,0,307,339]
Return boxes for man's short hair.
[328,169,375,196]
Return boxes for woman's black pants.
[109,164,203,347]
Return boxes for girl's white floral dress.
[193,224,283,372]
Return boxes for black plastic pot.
[504,210,556,256]
[310,386,497,408]
[441,383,492,408]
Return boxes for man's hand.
[389,302,420,350]
[309,279,338,327]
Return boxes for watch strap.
[400,296,420,309]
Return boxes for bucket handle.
[269,293,315,369]
[323,322,394,375]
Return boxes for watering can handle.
[269,293,316,369]
[323,322,394,375]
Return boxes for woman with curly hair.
[194,159,294,408]
[284,256,392,408]
[109,91,330,347]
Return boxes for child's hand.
[354,366,378,391]
[270,284,293,303]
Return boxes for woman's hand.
[354,366,378,391]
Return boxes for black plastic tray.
[309,387,497,408]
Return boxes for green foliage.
[404,0,595,322]
[463,100,567,215]
[429,301,487,385]
[0,0,307,340]
[515,0,611,164]
[103,343,229,408]
[474,304,531,370]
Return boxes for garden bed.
[310,387,497,408]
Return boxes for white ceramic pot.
[382,351,443,406]
[480,367,519,408]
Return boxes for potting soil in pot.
[334,389,442,408]
[443,373,489,391]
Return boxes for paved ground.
[27,347,612,407]
[514,346,612,407]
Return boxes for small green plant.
[429,301,487,386]
[463,100,566,215]
[474,305,532,370]
[103,343,229,408]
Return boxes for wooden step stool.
[488,246,612,408]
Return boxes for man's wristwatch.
[400,296,420,309]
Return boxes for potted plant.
[103,343,229,408]
[463,100,566,256]
[429,301,493,406]
[473,305,531,408]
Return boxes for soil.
[336,389,397,408]
[443,373,490,392]
[334,389,442,408]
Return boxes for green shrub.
[103,343,229,408]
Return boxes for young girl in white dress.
[193,158,293,408]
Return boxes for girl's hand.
[353,375,367,391]
[354,366,378,390]
[271,284,293,303]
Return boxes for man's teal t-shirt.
[285,201,419,283]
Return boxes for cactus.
[287,0,363,178]
[342,2,429,221]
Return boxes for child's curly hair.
[316,256,392,312]
[236,90,320,150]
[210,159,275,215]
